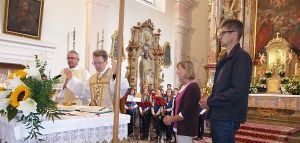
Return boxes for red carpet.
[235,122,300,143]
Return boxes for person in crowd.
[172,88,178,98]
[64,49,129,110]
[125,88,138,136]
[200,19,252,143]
[151,89,165,143]
[139,84,152,140]
[167,83,172,90]
[57,50,90,105]
[164,88,174,142]
[163,60,200,143]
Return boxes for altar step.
[235,122,300,143]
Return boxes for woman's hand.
[163,115,173,125]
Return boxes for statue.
[285,50,293,64]
[139,50,153,88]
[259,52,266,65]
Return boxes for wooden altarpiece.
[125,19,164,91]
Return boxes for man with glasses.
[200,19,252,143]
[65,49,128,110]
[58,50,90,105]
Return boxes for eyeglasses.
[217,30,236,37]
[92,61,105,65]
[67,57,78,60]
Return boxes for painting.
[163,42,171,67]
[254,0,300,59]
[3,0,44,39]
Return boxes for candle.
[253,66,257,77]
[73,28,76,50]
[295,63,298,75]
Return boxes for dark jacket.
[207,44,252,123]
[174,82,200,136]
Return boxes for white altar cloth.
[0,112,130,143]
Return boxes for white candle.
[254,66,257,77]
[295,63,298,75]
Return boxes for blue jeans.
[210,119,240,143]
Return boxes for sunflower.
[8,73,14,79]
[10,85,30,107]
[15,70,27,79]
[8,70,27,79]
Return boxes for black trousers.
[140,111,151,138]
[198,113,205,138]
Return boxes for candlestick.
[73,28,76,50]
[101,29,104,50]
[97,32,99,50]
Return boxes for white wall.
[106,0,176,89]
[0,0,177,89]
[42,0,87,76]
[0,0,87,76]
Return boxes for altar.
[0,112,130,143]
[247,94,300,124]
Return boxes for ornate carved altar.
[126,19,164,91]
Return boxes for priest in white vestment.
[56,50,91,105]
[65,49,129,110]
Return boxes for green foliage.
[1,55,60,142]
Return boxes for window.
[136,0,165,13]
[144,0,153,4]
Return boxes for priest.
[64,49,129,110]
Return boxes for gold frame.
[110,31,125,60]
[3,0,44,39]
[163,42,171,68]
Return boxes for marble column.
[174,0,195,87]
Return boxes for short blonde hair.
[177,60,195,80]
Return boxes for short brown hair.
[93,49,108,61]
[177,60,195,80]
[220,19,244,40]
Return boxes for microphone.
[53,74,62,80]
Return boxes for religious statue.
[259,52,266,65]
[285,50,293,64]
[139,50,153,87]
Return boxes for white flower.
[0,89,12,112]
[0,90,11,98]
[17,98,37,116]
[7,76,25,91]
[24,66,41,81]
[0,98,10,111]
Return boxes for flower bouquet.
[0,55,61,141]
[282,78,300,95]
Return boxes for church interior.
[0,0,300,142]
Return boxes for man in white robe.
[65,50,129,110]
[56,50,90,105]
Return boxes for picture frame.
[163,42,171,67]
[3,0,44,39]
[252,0,300,59]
